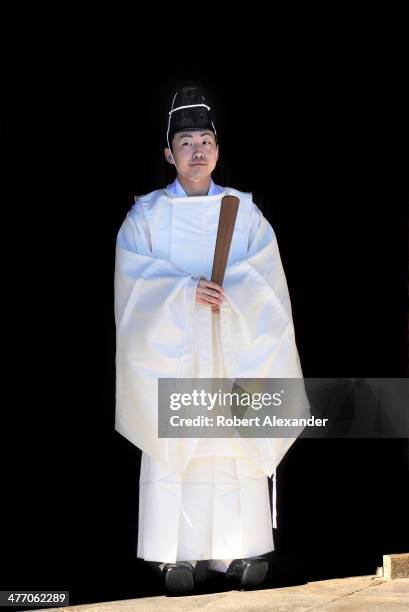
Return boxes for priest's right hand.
[196,278,224,309]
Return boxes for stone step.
[34,575,409,611]
[383,553,409,579]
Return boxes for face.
[164,130,219,180]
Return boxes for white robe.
[114,179,310,563]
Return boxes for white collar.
[167,177,224,197]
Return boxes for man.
[114,85,309,595]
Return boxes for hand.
[196,278,224,310]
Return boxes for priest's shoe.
[225,557,269,589]
[162,561,195,596]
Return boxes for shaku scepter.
[211,195,239,312]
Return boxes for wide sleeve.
[115,208,200,333]
[220,202,310,476]
[247,203,294,323]
[114,207,201,471]
[223,203,303,378]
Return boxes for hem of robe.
[136,548,275,564]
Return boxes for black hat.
[167,85,217,147]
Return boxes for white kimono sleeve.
[221,203,310,476]
[114,207,200,471]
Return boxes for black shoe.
[225,557,268,589]
[162,561,195,596]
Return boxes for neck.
[177,174,212,197]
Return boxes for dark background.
[3,45,408,606]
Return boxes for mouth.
[190,162,208,166]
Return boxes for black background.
[3,37,408,606]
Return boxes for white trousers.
[137,446,275,563]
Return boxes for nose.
[193,148,205,159]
